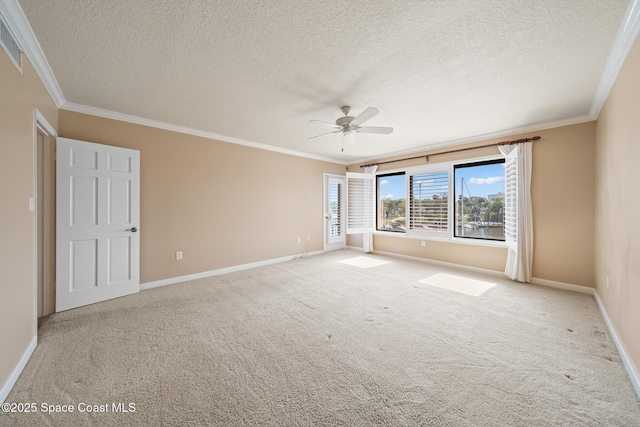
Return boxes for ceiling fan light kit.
[308,106,393,150]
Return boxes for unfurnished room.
[0,0,639,425]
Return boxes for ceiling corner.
[589,0,640,118]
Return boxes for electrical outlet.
[176,251,183,260]
[307,236,311,242]
[421,240,426,247]
[297,237,301,243]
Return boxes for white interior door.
[56,138,140,312]
[323,174,345,251]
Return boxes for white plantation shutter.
[328,179,343,241]
[503,149,518,251]
[409,171,449,232]
[346,172,375,234]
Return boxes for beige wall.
[0,55,57,392]
[348,121,596,286]
[373,235,507,271]
[595,37,640,376]
[59,111,345,284]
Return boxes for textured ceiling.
[19,0,629,162]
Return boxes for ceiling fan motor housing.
[336,115,355,133]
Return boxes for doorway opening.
[34,110,56,326]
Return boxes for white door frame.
[323,173,346,251]
[33,109,56,324]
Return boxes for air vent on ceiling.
[0,13,22,71]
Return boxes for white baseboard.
[1,335,37,404]
[371,250,505,278]
[346,245,366,252]
[594,291,640,400]
[530,277,595,295]
[370,250,596,296]
[141,250,324,290]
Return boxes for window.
[453,159,505,241]
[409,171,449,234]
[370,155,508,245]
[376,173,406,232]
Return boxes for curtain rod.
[359,136,541,168]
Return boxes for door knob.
[126,227,138,232]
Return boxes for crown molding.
[348,114,594,166]
[590,0,640,117]
[61,102,347,165]
[6,0,637,165]
[0,0,65,107]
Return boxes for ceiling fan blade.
[357,126,393,134]
[307,130,341,140]
[309,119,341,130]
[350,107,379,126]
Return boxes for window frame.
[375,171,406,233]
[372,154,507,248]
[453,158,506,242]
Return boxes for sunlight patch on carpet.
[419,273,496,296]
[338,256,390,269]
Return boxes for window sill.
[449,237,507,248]
[373,230,507,248]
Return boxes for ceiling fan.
[308,106,393,149]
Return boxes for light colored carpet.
[3,250,639,426]
[419,273,496,297]
[338,256,390,269]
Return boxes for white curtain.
[499,142,533,282]
[362,165,378,252]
